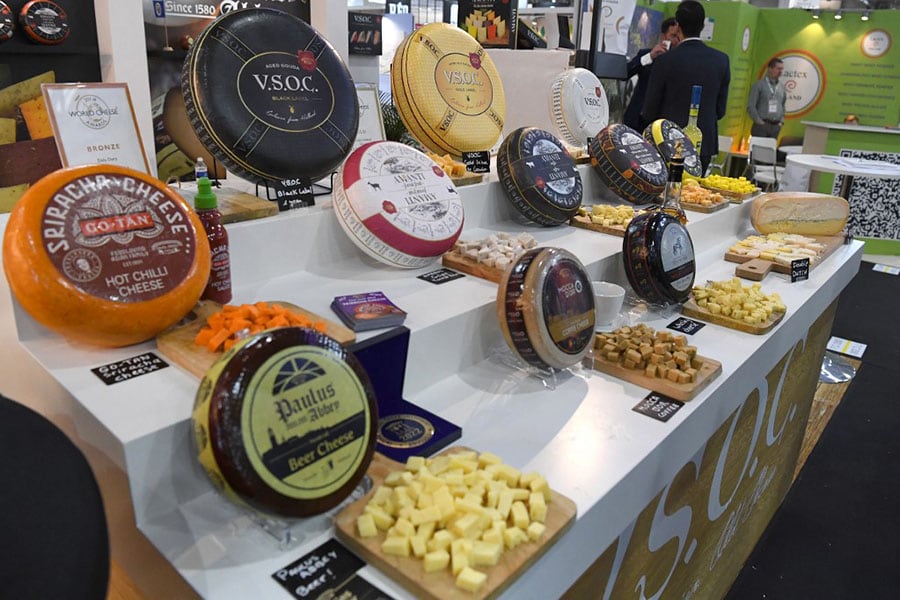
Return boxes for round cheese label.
[377,414,435,449]
[193,327,378,517]
[335,141,464,269]
[391,22,505,157]
[0,2,14,43]
[183,8,358,183]
[19,0,69,45]
[39,172,197,303]
[538,254,595,357]
[660,221,695,293]
[550,68,609,147]
[644,119,702,178]
[498,128,582,226]
[590,124,667,205]
[623,211,695,305]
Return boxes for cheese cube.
[481,527,503,545]
[426,529,454,552]
[478,451,502,467]
[381,536,410,557]
[497,489,514,519]
[356,513,377,538]
[503,526,528,550]
[416,521,436,541]
[470,540,502,567]
[410,535,428,558]
[423,549,450,573]
[451,539,472,575]
[511,501,530,530]
[456,567,487,593]
[406,455,426,472]
[392,517,415,538]
[364,505,394,530]
[451,513,482,539]
[527,521,547,541]
[410,505,442,526]
[529,492,547,523]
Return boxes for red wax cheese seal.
[2,165,211,347]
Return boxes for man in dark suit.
[623,17,680,133]
[640,0,730,175]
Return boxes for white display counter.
[0,163,862,598]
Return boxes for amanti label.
[242,346,372,499]
[41,174,197,303]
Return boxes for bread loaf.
[751,192,849,236]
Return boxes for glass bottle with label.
[194,176,232,303]
[684,85,703,158]
[660,142,688,225]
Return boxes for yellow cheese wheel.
[750,192,849,236]
[391,23,505,157]
[3,164,210,347]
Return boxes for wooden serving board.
[585,353,722,401]
[441,252,505,283]
[682,200,730,214]
[681,297,785,335]
[569,214,629,238]
[156,300,355,379]
[215,188,278,224]
[451,172,484,187]
[700,185,758,204]
[724,234,844,281]
[333,447,577,600]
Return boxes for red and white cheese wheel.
[334,141,465,269]
[3,165,211,347]
[549,68,609,148]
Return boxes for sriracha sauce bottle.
[194,177,232,303]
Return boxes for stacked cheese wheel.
[183,8,358,183]
[643,119,702,178]
[549,68,609,148]
[2,165,210,347]
[335,141,465,268]
[497,127,583,226]
[497,247,595,371]
[623,210,696,305]
[391,22,505,157]
[589,124,667,205]
[193,327,378,518]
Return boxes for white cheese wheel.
[751,192,849,236]
[335,141,465,268]
[549,68,609,148]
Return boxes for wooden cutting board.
[585,352,722,401]
[701,185,758,204]
[568,214,630,238]
[451,172,484,187]
[333,447,577,600]
[215,188,279,224]
[682,199,730,214]
[156,300,355,379]
[441,252,505,283]
[681,297,785,335]
[724,235,844,281]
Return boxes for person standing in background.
[640,1,730,175]
[623,17,680,133]
[747,57,786,139]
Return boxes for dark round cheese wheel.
[19,0,69,45]
[192,327,378,518]
[643,119,703,178]
[497,247,595,371]
[589,124,667,205]
[497,128,582,226]
[622,210,696,305]
[183,8,358,184]
[0,2,14,43]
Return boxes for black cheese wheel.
[183,8,359,184]
[497,127,583,226]
[643,119,703,178]
[622,210,696,305]
[497,247,595,371]
[0,2,14,43]
[19,0,69,45]
[192,327,378,518]
[589,124,667,205]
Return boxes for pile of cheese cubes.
[449,232,538,271]
[356,450,550,593]
[575,204,637,228]
[692,278,786,325]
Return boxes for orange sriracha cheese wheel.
[3,164,211,347]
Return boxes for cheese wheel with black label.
[0,2,14,43]
[19,0,69,45]
[623,210,695,305]
[751,192,849,236]
[497,127,582,226]
[183,8,358,183]
[497,247,595,371]
[589,124,667,205]
[2,165,210,347]
[192,327,378,518]
[643,119,703,178]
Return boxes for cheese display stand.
[0,5,864,600]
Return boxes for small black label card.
[633,392,685,423]
[667,317,706,335]
[91,352,169,385]
[272,539,393,600]
[272,177,315,211]
[462,150,491,173]
[791,257,810,283]
[417,268,465,285]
